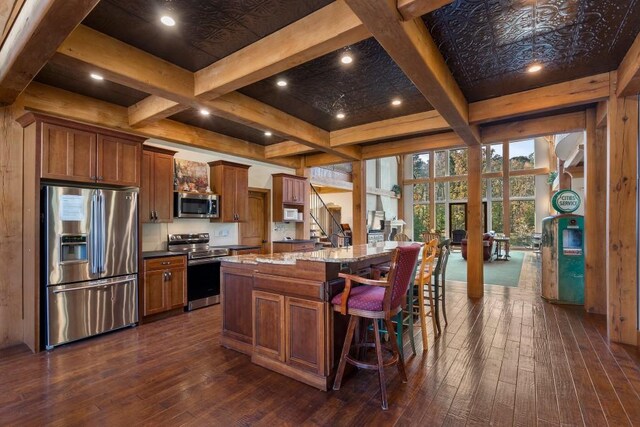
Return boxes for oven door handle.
[188,258,223,266]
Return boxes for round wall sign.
[552,190,581,213]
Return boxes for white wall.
[319,192,353,228]
[142,139,296,251]
[365,157,399,222]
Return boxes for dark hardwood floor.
[2,253,640,426]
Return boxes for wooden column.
[467,144,484,298]
[352,160,366,245]
[0,106,24,350]
[295,167,311,241]
[584,108,607,314]
[429,152,436,231]
[397,156,404,220]
[558,160,572,190]
[606,74,638,345]
[502,141,510,236]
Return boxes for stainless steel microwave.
[174,192,219,218]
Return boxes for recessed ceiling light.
[264,131,272,136]
[340,54,353,64]
[391,99,402,106]
[199,109,210,116]
[527,64,542,73]
[276,79,287,87]
[90,73,104,81]
[336,112,345,119]
[160,15,176,26]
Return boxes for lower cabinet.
[221,266,254,352]
[143,256,186,317]
[252,290,326,375]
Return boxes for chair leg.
[333,315,357,391]
[385,318,408,383]
[406,282,416,356]
[434,277,442,335]
[441,276,448,326]
[417,278,428,352]
[372,320,388,410]
[427,278,437,337]
[394,312,404,359]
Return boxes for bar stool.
[416,238,439,350]
[332,244,422,410]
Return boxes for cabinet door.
[222,269,254,343]
[295,179,306,205]
[220,167,237,222]
[234,167,249,221]
[285,297,326,375]
[140,151,154,223]
[153,152,174,222]
[41,123,96,182]
[167,267,186,310]
[253,291,285,361]
[97,135,140,186]
[144,270,167,316]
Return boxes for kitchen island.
[220,242,413,390]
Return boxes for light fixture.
[336,112,345,119]
[391,99,402,106]
[199,109,210,116]
[527,63,542,73]
[264,131,272,136]
[276,79,287,87]
[90,73,104,81]
[160,15,176,26]
[340,53,353,64]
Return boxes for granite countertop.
[222,242,420,265]
[272,239,315,244]
[213,244,261,250]
[142,251,185,259]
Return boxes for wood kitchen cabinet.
[220,263,255,355]
[143,256,186,317]
[253,290,285,362]
[209,160,250,222]
[141,146,176,223]
[37,116,144,186]
[272,241,316,253]
[272,173,308,222]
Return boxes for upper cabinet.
[22,114,145,187]
[272,173,308,222]
[141,147,176,223]
[209,160,250,222]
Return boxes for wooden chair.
[332,244,422,410]
[416,239,439,351]
[432,239,451,334]
[421,231,441,244]
[393,233,411,242]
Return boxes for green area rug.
[445,250,524,287]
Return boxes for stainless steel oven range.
[167,233,229,311]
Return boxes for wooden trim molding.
[397,0,453,21]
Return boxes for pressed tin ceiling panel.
[83,0,333,72]
[424,0,640,101]
[239,38,434,131]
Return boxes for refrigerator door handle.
[99,190,107,274]
[90,191,99,275]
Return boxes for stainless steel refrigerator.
[43,185,139,349]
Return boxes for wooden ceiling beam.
[397,0,453,21]
[265,141,316,158]
[0,0,100,105]
[17,82,302,169]
[480,111,587,144]
[345,0,480,146]
[55,26,359,161]
[195,0,370,99]
[469,73,610,124]
[361,132,463,159]
[616,31,640,96]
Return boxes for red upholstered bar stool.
[332,244,422,410]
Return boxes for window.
[413,205,430,241]
[449,181,467,200]
[491,178,503,198]
[435,182,446,201]
[449,148,467,176]
[489,144,503,172]
[413,183,429,202]
[510,200,535,246]
[436,203,446,233]
[492,201,503,233]
[412,153,429,179]
[510,176,535,198]
[435,151,447,177]
[509,139,535,171]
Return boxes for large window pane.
[450,204,466,232]
[436,203,446,233]
[509,139,535,170]
[436,182,446,201]
[482,179,487,200]
[510,200,535,246]
[413,183,429,202]
[491,201,503,233]
[491,178,503,198]
[449,180,467,200]
[435,151,447,177]
[489,144,503,172]
[413,205,430,241]
[449,148,468,176]
[482,146,489,172]
[510,176,535,197]
[412,153,429,179]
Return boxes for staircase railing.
[309,183,345,247]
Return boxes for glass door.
[448,202,488,239]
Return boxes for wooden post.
[352,160,366,245]
[397,156,404,220]
[606,73,638,345]
[558,160,571,190]
[467,144,484,298]
[296,167,311,241]
[502,141,510,236]
[429,151,435,231]
[584,108,607,314]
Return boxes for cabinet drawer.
[232,248,261,256]
[144,256,186,271]
[254,273,324,300]
[295,243,316,252]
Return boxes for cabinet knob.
[97,176,104,181]
[161,261,170,265]
[91,176,97,180]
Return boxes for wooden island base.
[220,244,401,390]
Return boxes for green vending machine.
[541,214,585,304]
